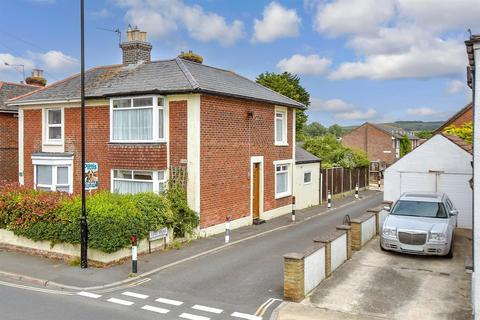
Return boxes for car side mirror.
[450,210,458,216]
[383,206,391,212]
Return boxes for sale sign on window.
[85,162,98,190]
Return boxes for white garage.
[384,134,472,229]
[294,146,321,210]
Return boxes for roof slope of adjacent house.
[0,81,39,113]
[346,122,418,140]
[295,146,321,164]
[9,58,305,108]
[435,102,472,133]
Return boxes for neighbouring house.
[8,27,305,236]
[0,75,43,182]
[465,33,479,319]
[342,122,419,167]
[384,133,472,229]
[435,102,473,133]
[294,146,321,210]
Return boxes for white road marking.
[192,304,223,314]
[231,311,262,320]
[179,313,210,320]
[107,298,134,306]
[122,291,149,299]
[77,291,101,299]
[155,297,184,306]
[141,305,170,314]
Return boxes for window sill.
[108,141,167,146]
[275,142,289,147]
[43,141,63,146]
[275,192,291,200]
[304,182,312,185]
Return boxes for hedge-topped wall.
[0,184,198,253]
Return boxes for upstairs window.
[275,107,287,145]
[46,109,62,141]
[111,96,166,142]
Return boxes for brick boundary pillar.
[336,225,352,259]
[283,252,305,302]
[351,219,362,251]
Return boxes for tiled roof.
[295,146,321,164]
[440,133,473,154]
[9,58,305,109]
[372,123,418,140]
[0,82,39,112]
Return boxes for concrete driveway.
[289,229,472,319]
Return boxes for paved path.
[0,192,383,320]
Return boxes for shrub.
[0,185,199,253]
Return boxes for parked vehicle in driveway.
[380,192,458,258]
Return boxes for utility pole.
[80,0,88,269]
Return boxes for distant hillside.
[343,121,444,133]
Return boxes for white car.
[380,192,458,258]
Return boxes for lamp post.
[80,0,88,269]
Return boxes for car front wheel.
[445,241,454,259]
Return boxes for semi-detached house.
[8,28,304,236]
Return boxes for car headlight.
[429,232,446,242]
[382,227,397,238]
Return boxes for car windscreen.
[391,200,448,218]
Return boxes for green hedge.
[0,184,198,253]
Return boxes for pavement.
[0,190,383,320]
[273,230,472,320]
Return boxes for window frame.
[274,159,293,199]
[109,95,167,143]
[111,169,168,194]
[274,107,288,146]
[303,169,312,185]
[32,156,73,193]
[44,108,63,145]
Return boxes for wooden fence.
[321,167,369,202]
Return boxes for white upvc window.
[110,96,166,143]
[32,156,73,193]
[274,160,292,199]
[304,169,312,184]
[45,108,63,143]
[275,107,288,146]
[111,169,167,195]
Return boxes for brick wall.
[449,107,473,128]
[342,123,396,164]
[199,94,293,228]
[23,106,168,192]
[0,113,18,182]
[169,100,187,168]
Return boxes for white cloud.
[446,79,468,95]
[116,0,244,46]
[406,107,438,116]
[335,108,377,120]
[329,38,465,80]
[277,54,331,75]
[0,53,35,71]
[252,2,301,43]
[314,0,395,37]
[90,8,111,19]
[310,98,355,112]
[29,50,78,72]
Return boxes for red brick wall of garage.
[22,104,170,193]
[0,112,19,182]
[199,94,293,229]
[342,123,396,164]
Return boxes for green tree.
[444,121,472,144]
[328,124,345,138]
[415,130,433,139]
[305,122,327,137]
[256,72,309,140]
[399,134,412,157]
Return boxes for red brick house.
[0,80,40,182]
[435,102,473,133]
[8,28,304,236]
[342,122,419,165]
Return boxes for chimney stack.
[120,26,152,65]
[25,69,47,87]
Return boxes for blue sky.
[0,0,476,126]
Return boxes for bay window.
[112,169,167,195]
[110,96,166,142]
[34,164,72,193]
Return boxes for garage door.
[400,172,437,194]
[438,174,472,229]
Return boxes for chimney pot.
[25,68,47,87]
[120,26,152,65]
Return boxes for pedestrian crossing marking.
[155,297,184,306]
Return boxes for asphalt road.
[0,193,382,320]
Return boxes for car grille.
[398,232,427,245]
